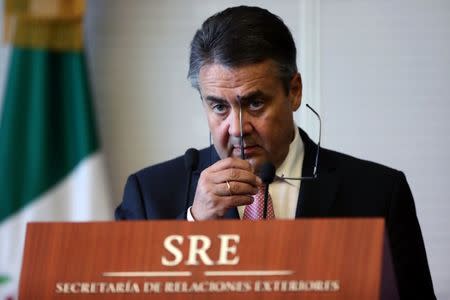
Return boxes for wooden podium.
[19,219,398,299]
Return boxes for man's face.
[198,60,302,173]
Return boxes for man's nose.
[228,107,249,137]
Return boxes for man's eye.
[212,103,228,114]
[248,99,264,111]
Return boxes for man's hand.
[191,157,262,220]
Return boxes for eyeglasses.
[278,104,321,181]
[238,95,246,160]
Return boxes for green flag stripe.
[0,275,11,285]
[0,47,99,222]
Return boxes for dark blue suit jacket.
[115,129,435,299]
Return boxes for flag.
[0,0,112,298]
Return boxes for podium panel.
[19,219,397,299]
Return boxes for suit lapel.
[224,207,240,219]
[296,129,339,217]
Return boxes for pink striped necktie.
[243,185,275,220]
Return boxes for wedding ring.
[226,180,232,196]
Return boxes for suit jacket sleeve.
[386,171,435,299]
[115,174,148,220]
[115,162,190,221]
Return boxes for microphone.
[184,148,199,216]
[259,162,276,219]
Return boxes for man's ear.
[289,73,302,111]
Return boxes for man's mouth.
[232,144,260,156]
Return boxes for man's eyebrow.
[204,95,227,103]
[203,90,268,103]
[239,90,267,103]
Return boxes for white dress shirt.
[188,127,304,220]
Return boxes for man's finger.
[210,168,262,186]
[228,195,254,207]
[216,181,259,197]
[207,157,253,173]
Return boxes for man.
[115,6,435,299]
